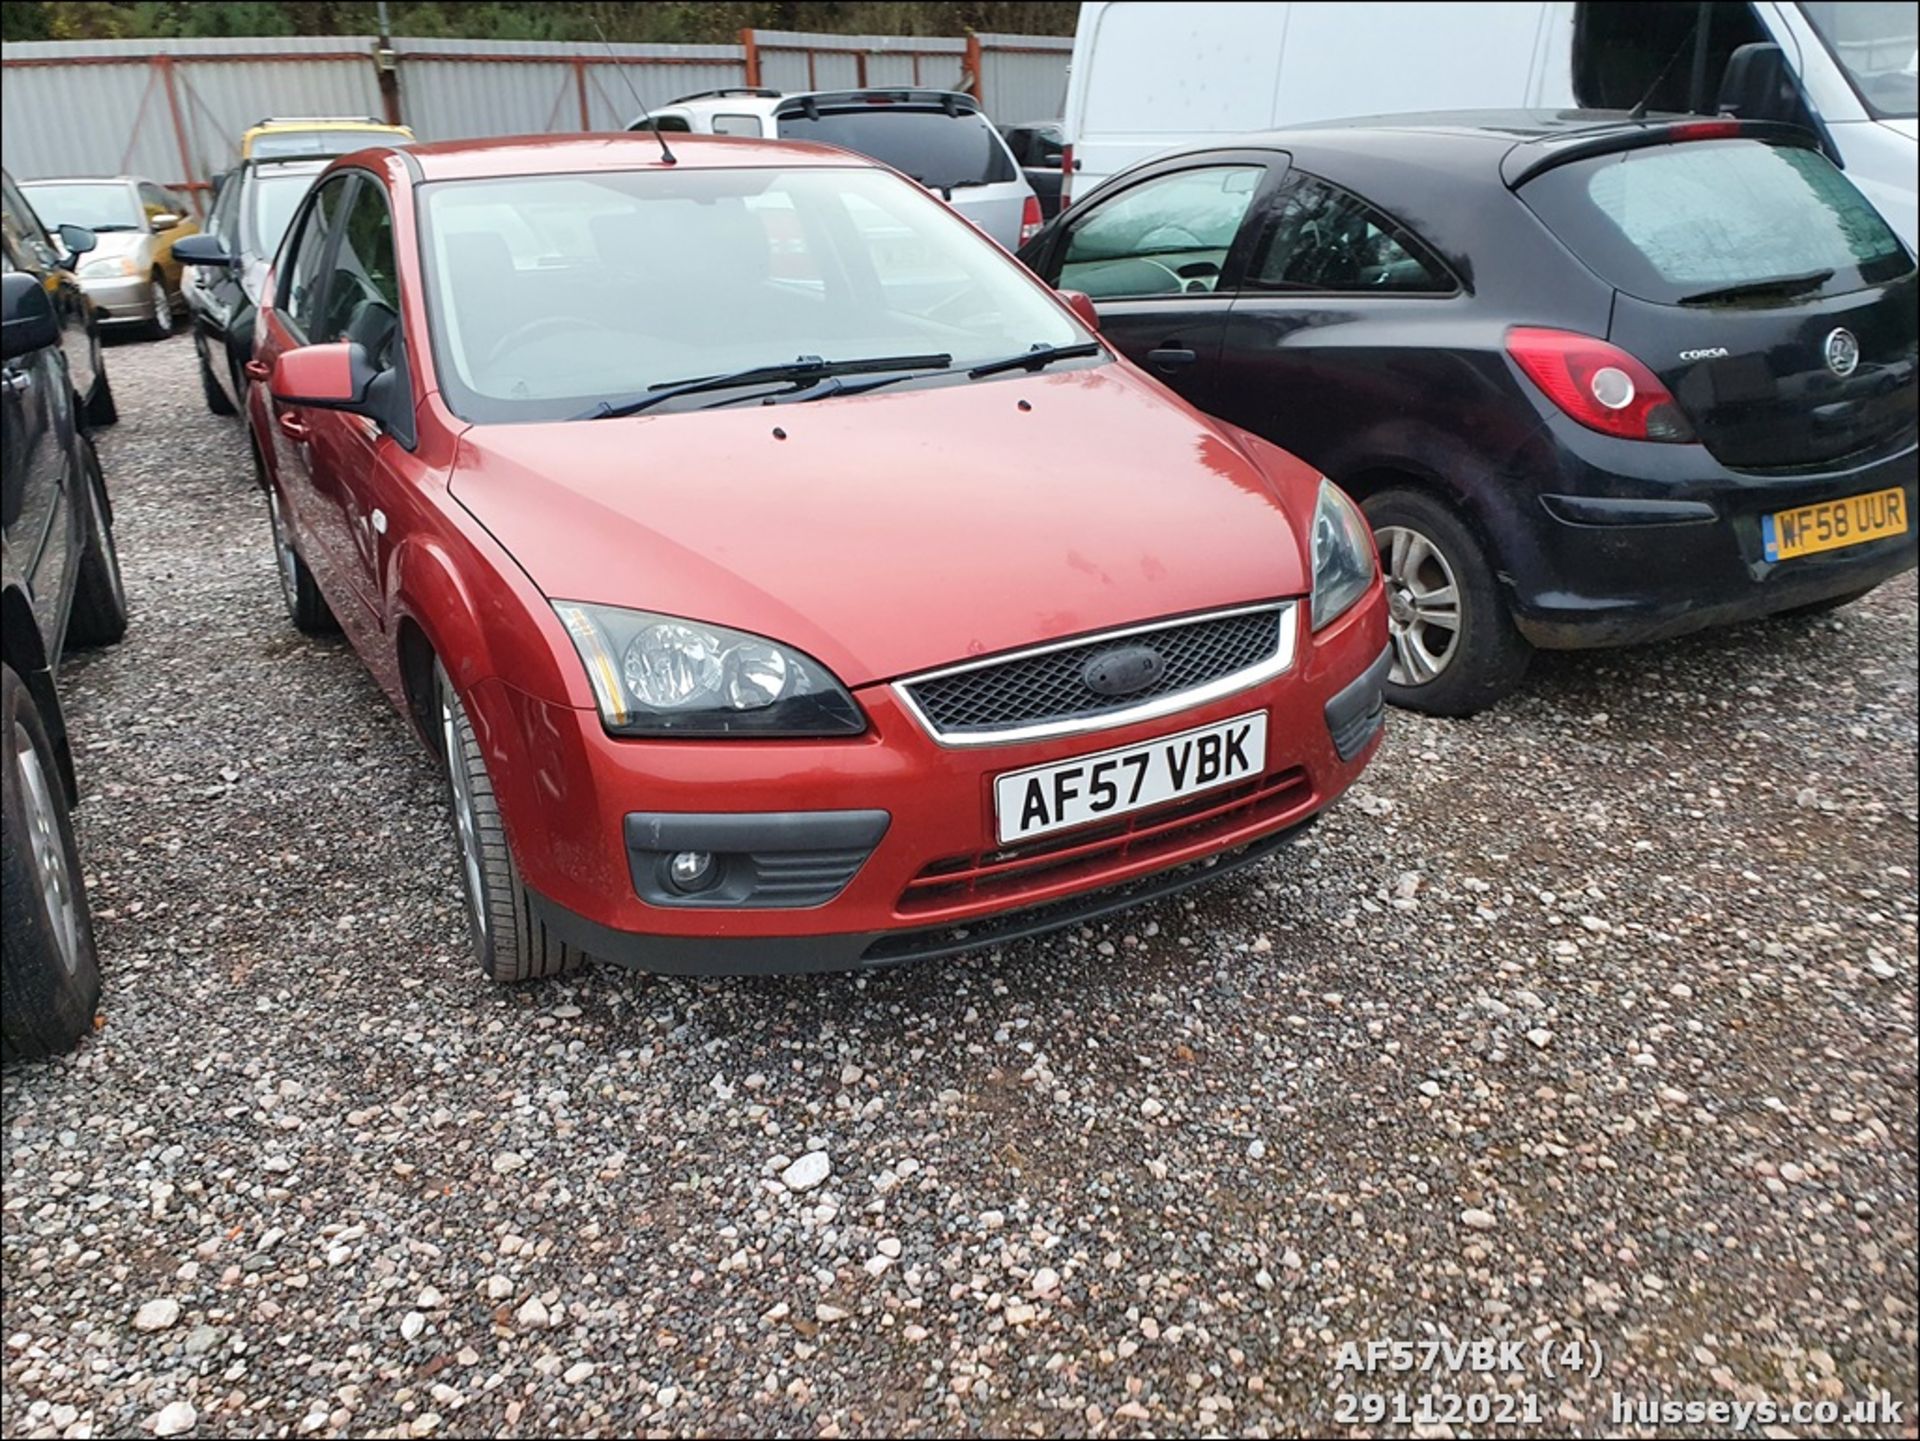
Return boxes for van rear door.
[1517,131,1918,470]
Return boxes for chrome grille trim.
[893,601,1299,748]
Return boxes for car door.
[1025,154,1277,412]
[1211,169,1462,467]
[301,175,407,689]
[0,244,74,648]
[257,173,359,628]
[138,180,193,289]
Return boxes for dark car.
[2,267,129,1060]
[175,156,329,429]
[1000,120,1068,218]
[1017,113,1919,714]
[2,169,118,430]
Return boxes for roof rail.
[667,87,783,105]
[250,115,389,127]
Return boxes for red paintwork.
[270,343,357,404]
[246,135,1388,957]
[1058,289,1102,332]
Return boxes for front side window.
[1,175,59,267]
[315,179,400,354]
[251,168,322,262]
[137,182,176,224]
[418,164,1085,423]
[1248,173,1453,293]
[281,175,351,337]
[1520,139,1911,304]
[18,181,140,234]
[1057,164,1262,299]
[1802,0,1918,119]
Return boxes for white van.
[1061,1,1917,248]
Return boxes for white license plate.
[993,712,1268,845]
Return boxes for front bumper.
[79,274,157,325]
[1490,420,1918,649]
[480,590,1388,974]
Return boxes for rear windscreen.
[1518,140,1912,304]
[775,108,1015,190]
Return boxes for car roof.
[387,132,879,182]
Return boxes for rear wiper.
[966,341,1104,380]
[574,352,952,420]
[1679,268,1834,306]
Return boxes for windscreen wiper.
[966,341,1104,380]
[1679,268,1834,306]
[574,352,953,420]
[704,361,957,409]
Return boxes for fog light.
[666,850,717,892]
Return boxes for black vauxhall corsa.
[1018,112,1919,714]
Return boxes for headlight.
[1310,479,1375,630]
[79,256,139,278]
[553,603,865,737]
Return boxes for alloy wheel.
[15,722,83,975]
[439,689,489,937]
[1376,524,1461,687]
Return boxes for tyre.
[1780,583,1878,619]
[1,663,102,1062]
[435,661,587,983]
[142,273,175,341]
[265,485,335,634]
[196,333,236,416]
[66,439,129,648]
[1362,487,1532,717]
[83,366,118,428]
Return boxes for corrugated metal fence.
[0,29,1071,214]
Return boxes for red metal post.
[856,53,868,87]
[965,33,983,101]
[574,58,591,129]
[741,28,761,88]
[154,55,203,218]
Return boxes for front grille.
[898,766,1313,915]
[900,604,1291,741]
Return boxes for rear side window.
[711,113,763,137]
[1249,173,1453,293]
[775,108,1015,190]
[1520,140,1912,304]
[281,175,351,337]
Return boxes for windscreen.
[20,182,140,232]
[775,108,1015,190]
[251,129,385,161]
[418,164,1082,423]
[1518,139,1911,304]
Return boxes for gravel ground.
[3,334,1916,1440]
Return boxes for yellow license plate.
[1763,487,1909,562]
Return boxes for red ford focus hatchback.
[237,133,1389,980]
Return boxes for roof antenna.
[592,15,676,164]
[1628,18,1700,121]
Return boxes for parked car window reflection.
[1057,165,1261,299]
[1248,173,1453,293]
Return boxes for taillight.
[1506,327,1694,442]
[1058,144,1074,210]
[1018,193,1043,247]
[1668,120,1742,141]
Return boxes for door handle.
[1146,346,1198,370]
[244,359,271,382]
[275,411,310,441]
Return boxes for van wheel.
[1,663,102,1062]
[66,438,129,648]
[266,486,335,634]
[197,334,236,416]
[435,662,587,984]
[1363,488,1531,717]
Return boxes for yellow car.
[240,116,414,162]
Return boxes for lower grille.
[899,767,1314,915]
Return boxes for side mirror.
[1058,287,1101,333]
[173,233,234,268]
[272,341,377,409]
[1718,42,1809,125]
[151,212,184,231]
[1,272,60,361]
[57,223,96,259]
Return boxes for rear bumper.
[1492,423,1918,648]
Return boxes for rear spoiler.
[774,89,979,121]
[1499,118,1819,189]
